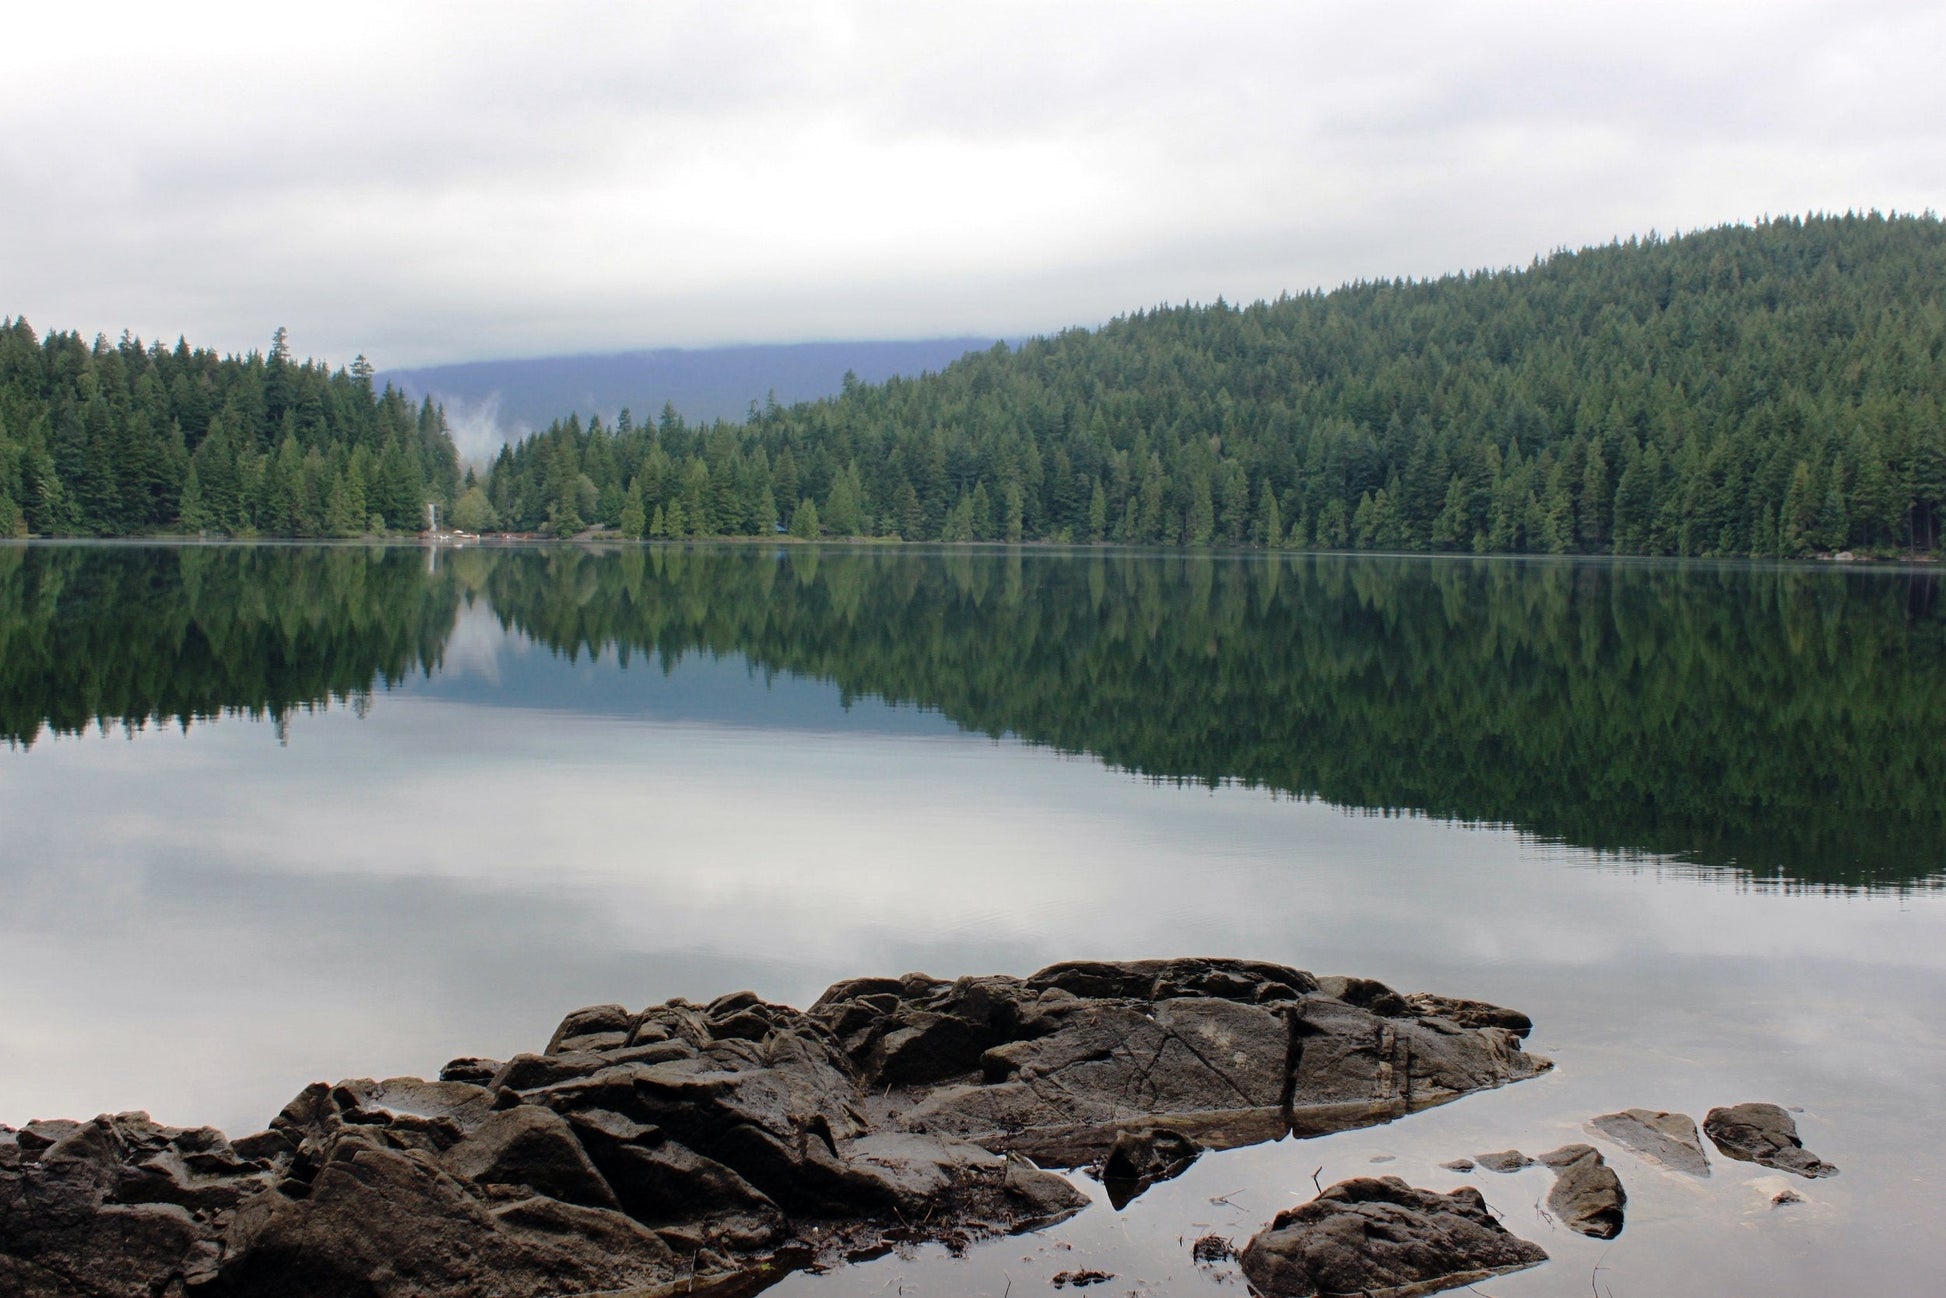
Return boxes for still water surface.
[2,542,1942,1295]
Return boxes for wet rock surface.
[1096,1126,1202,1208]
[1589,1108,1710,1176]
[1240,1177,1548,1297]
[1536,1143,1627,1239]
[1704,1103,1838,1179]
[1474,1148,1534,1173]
[1,958,1547,1297]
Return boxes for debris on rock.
[1052,1268,1115,1287]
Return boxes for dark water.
[2,542,1942,1296]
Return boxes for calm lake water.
[3,541,1943,1296]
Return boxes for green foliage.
[482,213,1946,557]
[451,484,498,533]
[0,321,460,537]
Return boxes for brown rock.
[1240,1177,1547,1297]
[1537,1144,1627,1239]
[1703,1103,1837,1179]
[1589,1108,1709,1177]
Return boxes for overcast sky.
[4,0,1942,369]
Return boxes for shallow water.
[2,542,1942,1295]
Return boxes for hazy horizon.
[5,2,1940,370]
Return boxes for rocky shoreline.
[2,957,1552,1297]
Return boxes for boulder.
[1703,1103,1837,1178]
[1589,1109,1709,1176]
[1240,1177,1548,1297]
[1537,1144,1626,1239]
[217,1132,676,1298]
[437,1105,620,1211]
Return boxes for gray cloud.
[3,0,1941,368]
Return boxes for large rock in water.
[0,958,1547,1297]
[1703,1103,1838,1178]
[1240,1177,1548,1297]
[1536,1143,1627,1239]
[824,958,1549,1165]
[1588,1108,1710,1177]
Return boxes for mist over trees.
[485,212,1946,556]
[0,322,461,538]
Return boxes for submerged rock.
[1474,1149,1534,1173]
[1240,1177,1548,1297]
[1536,1143,1627,1239]
[1589,1108,1710,1177]
[1703,1103,1838,1179]
[1097,1126,1202,1208]
[1,958,1547,1297]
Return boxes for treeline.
[485,212,1946,556]
[0,322,462,537]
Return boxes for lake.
[2,541,1942,1296]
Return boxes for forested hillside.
[0,324,461,537]
[483,212,1946,556]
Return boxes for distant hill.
[481,212,1946,557]
[381,338,1004,457]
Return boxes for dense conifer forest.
[480,212,1946,556]
[0,323,461,538]
[7,212,1945,555]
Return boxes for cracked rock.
[1,958,1546,1298]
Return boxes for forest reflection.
[5,541,1941,891]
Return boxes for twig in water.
[1208,1190,1244,1206]
[1591,1245,1614,1298]
[1311,1165,1324,1192]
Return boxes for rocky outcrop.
[1536,1144,1627,1238]
[1,958,1547,1298]
[826,959,1548,1165]
[1239,1177,1548,1297]
[1703,1103,1837,1179]
[1589,1108,1709,1176]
